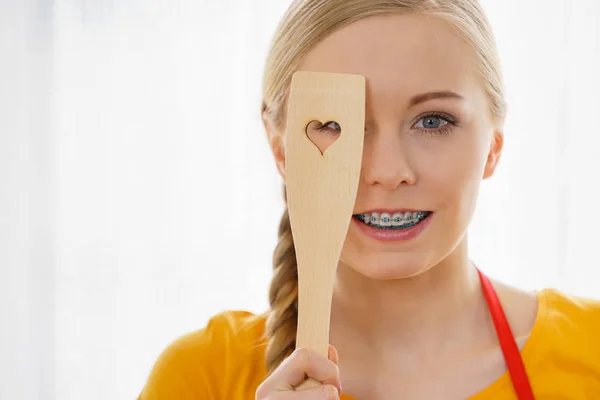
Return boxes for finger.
[267,348,341,393]
[279,384,340,400]
[295,377,320,390]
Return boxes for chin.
[339,251,432,281]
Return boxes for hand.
[255,345,342,399]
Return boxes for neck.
[330,240,489,359]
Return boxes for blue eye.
[415,116,448,129]
[412,112,456,136]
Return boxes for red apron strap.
[477,269,535,400]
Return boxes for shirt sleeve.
[137,310,268,400]
[137,316,228,400]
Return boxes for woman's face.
[269,13,503,280]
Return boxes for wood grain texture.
[285,71,366,389]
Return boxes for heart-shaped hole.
[305,120,342,155]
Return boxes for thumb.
[327,345,339,364]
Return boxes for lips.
[353,208,428,214]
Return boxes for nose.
[361,128,416,190]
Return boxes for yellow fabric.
[138,289,600,399]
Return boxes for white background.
[1,0,599,399]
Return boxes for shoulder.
[523,290,600,394]
[138,310,269,400]
[530,289,600,369]
[540,289,600,340]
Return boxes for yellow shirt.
[138,289,600,399]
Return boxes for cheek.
[414,134,487,204]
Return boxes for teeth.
[392,213,403,227]
[358,211,429,228]
[370,212,379,225]
[379,212,392,227]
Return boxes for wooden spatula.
[284,71,366,389]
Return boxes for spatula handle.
[294,274,335,390]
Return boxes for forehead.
[298,14,482,107]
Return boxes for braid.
[265,201,299,374]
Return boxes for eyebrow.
[408,91,464,107]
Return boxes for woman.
[139,0,600,399]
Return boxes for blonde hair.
[262,0,506,374]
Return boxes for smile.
[353,211,432,230]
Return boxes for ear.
[483,129,503,180]
[262,112,286,181]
